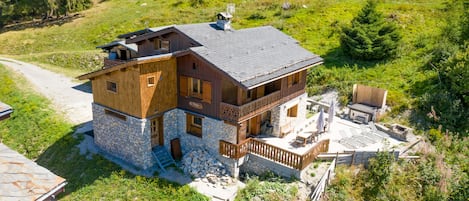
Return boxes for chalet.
[78,13,324,177]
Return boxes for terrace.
[220,112,413,171]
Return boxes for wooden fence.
[310,158,336,201]
[219,138,330,170]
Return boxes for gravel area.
[0,57,92,124]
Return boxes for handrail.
[219,138,330,170]
[220,91,281,122]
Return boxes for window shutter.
[202,81,212,103]
[186,114,191,133]
[180,76,188,97]
[287,75,293,87]
[299,71,304,83]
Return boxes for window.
[161,40,170,51]
[104,109,127,121]
[287,104,298,117]
[106,81,117,93]
[287,71,302,87]
[191,78,203,98]
[179,76,212,103]
[186,113,202,137]
[154,39,161,50]
[147,76,155,87]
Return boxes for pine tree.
[340,0,401,60]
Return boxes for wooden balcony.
[220,91,281,123]
[219,138,329,170]
[220,89,305,123]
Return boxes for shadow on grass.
[321,47,387,69]
[35,122,205,199]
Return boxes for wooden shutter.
[179,76,188,97]
[287,75,293,87]
[299,71,304,83]
[202,81,212,103]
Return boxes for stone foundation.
[163,108,241,177]
[92,103,154,170]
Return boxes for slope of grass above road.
[0,1,447,123]
[0,64,207,200]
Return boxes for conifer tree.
[340,0,401,60]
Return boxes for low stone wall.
[376,123,411,141]
[240,154,301,179]
[92,103,154,170]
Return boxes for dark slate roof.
[174,23,323,88]
[0,102,12,120]
[96,40,138,53]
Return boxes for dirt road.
[0,57,92,125]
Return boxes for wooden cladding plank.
[180,75,188,97]
[202,81,212,103]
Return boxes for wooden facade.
[90,57,177,119]
[139,58,178,117]
[177,54,222,118]
[136,31,196,57]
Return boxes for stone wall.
[271,93,308,137]
[92,103,154,169]
[163,108,240,176]
[240,154,301,179]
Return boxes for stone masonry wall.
[163,108,240,176]
[92,103,154,170]
[271,93,308,137]
[240,154,301,179]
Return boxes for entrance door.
[150,116,164,148]
[247,115,261,135]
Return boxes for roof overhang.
[0,102,12,121]
[77,51,187,80]
[244,57,324,90]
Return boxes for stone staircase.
[152,146,176,173]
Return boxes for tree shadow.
[0,14,83,34]
[321,47,387,69]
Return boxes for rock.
[180,148,237,186]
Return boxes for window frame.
[190,78,203,99]
[147,76,156,87]
[106,81,118,93]
[186,113,203,137]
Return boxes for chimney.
[216,4,235,31]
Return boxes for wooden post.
[351,150,356,166]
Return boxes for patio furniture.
[295,132,315,146]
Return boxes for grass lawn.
[0,64,207,200]
[0,0,447,126]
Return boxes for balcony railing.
[220,91,281,123]
[219,138,330,170]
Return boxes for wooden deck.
[220,138,329,170]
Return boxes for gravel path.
[0,57,92,125]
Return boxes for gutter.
[36,181,68,201]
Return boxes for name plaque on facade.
[189,101,203,110]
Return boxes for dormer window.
[154,38,170,52]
